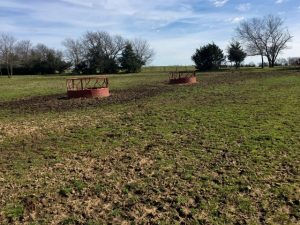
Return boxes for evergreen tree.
[192,43,224,71]
[227,41,247,68]
[119,44,143,73]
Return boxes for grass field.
[0,69,299,224]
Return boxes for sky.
[0,0,299,66]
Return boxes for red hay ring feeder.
[66,76,110,98]
[169,71,197,84]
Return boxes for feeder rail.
[169,70,196,80]
[66,76,109,91]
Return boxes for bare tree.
[34,44,49,61]
[0,33,17,77]
[62,38,84,68]
[82,31,126,73]
[131,38,155,65]
[237,18,266,68]
[83,31,126,60]
[246,42,266,68]
[236,15,292,68]
[15,40,32,68]
[262,15,292,67]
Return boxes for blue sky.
[0,0,299,65]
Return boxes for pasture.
[0,69,299,224]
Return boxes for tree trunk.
[261,54,264,69]
[267,56,272,68]
[271,56,276,68]
[10,62,13,77]
[6,63,11,78]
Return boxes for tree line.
[192,15,294,71]
[63,31,154,75]
[0,34,70,77]
[0,31,154,77]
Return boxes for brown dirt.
[0,84,175,114]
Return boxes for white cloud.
[236,3,251,12]
[275,0,285,4]
[211,0,229,7]
[228,16,244,24]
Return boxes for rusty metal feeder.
[169,70,197,84]
[66,76,110,98]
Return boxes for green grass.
[4,204,24,221]
[0,69,299,224]
[0,72,166,101]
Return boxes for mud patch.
[0,84,175,114]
